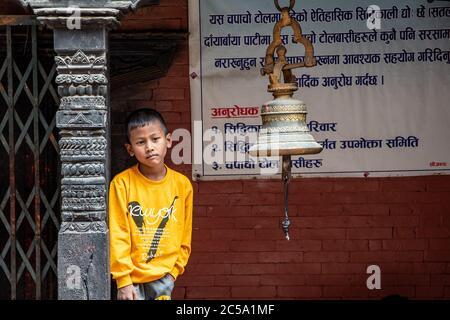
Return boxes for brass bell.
[249,0,323,240]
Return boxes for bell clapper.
[282,155,292,240]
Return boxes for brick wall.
[0,0,27,15]
[112,0,450,299]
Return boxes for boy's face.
[126,121,172,171]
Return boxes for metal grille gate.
[0,17,60,300]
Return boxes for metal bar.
[33,25,41,300]
[7,25,17,300]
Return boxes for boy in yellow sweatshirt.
[109,108,193,300]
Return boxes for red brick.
[305,274,366,286]
[300,228,346,240]
[233,217,279,229]
[295,216,370,228]
[172,287,185,299]
[393,227,417,239]
[275,263,321,274]
[258,252,303,263]
[229,240,276,252]
[429,239,450,250]
[232,264,277,275]
[445,286,450,298]
[333,180,379,192]
[323,192,368,204]
[260,274,306,286]
[242,180,283,193]
[188,254,214,264]
[277,286,322,298]
[343,204,389,216]
[304,252,349,263]
[430,275,450,286]
[144,6,187,19]
[213,252,258,264]
[173,47,189,66]
[176,275,215,287]
[290,180,334,193]
[426,178,450,191]
[198,181,243,194]
[214,275,260,287]
[192,240,230,252]
[382,239,428,251]
[366,192,418,204]
[284,192,323,205]
[413,262,447,274]
[418,203,450,216]
[193,217,235,229]
[210,229,255,240]
[369,240,382,251]
[227,193,279,206]
[379,263,415,273]
[255,228,300,240]
[350,251,423,262]
[322,240,368,251]
[0,2,27,14]
[347,228,392,239]
[194,194,230,206]
[419,213,443,227]
[376,286,416,299]
[206,205,250,217]
[383,274,430,286]
[253,205,297,217]
[153,88,185,101]
[389,204,415,215]
[416,192,450,204]
[371,216,419,227]
[299,204,343,216]
[186,287,231,299]
[321,263,367,274]
[192,229,211,240]
[444,215,450,227]
[275,240,322,251]
[424,251,450,262]
[381,179,426,192]
[160,112,181,124]
[323,286,369,298]
[166,65,189,77]
[190,264,231,275]
[416,227,450,238]
[231,286,276,298]
[415,286,444,298]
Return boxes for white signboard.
[189,0,450,180]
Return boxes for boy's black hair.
[125,108,169,143]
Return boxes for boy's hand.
[117,284,138,300]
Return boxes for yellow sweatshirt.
[109,164,193,289]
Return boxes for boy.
[109,108,193,300]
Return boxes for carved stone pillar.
[20,0,158,300]
[55,46,110,299]
[45,13,113,300]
